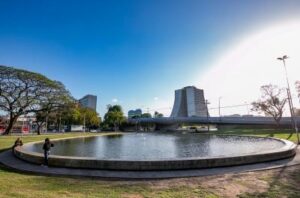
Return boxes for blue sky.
[1,0,300,116]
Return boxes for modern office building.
[79,94,97,111]
[128,109,142,118]
[170,86,208,117]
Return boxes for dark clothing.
[42,142,53,166]
[43,142,51,152]
[44,150,50,166]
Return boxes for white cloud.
[112,98,118,103]
[154,97,159,101]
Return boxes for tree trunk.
[37,125,41,135]
[36,122,44,135]
[114,123,118,131]
[3,115,18,135]
[274,116,282,128]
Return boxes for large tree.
[37,103,101,132]
[103,105,125,131]
[252,84,287,125]
[35,108,59,135]
[79,107,100,130]
[0,65,71,135]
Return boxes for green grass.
[213,128,299,143]
[0,130,299,198]
[0,132,217,198]
[0,166,218,198]
[0,132,97,152]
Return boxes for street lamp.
[244,101,250,115]
[205,100,210,131]
[277,55,299,144]
[83,113,86,133]
[218,97,222,118]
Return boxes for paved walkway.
[0,147,300,179]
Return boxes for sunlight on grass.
[0,130,299,198]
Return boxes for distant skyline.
[1,0,300,116]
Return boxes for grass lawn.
[215,128,300,143]
[0,130,299,198]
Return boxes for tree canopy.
[141,113,152,118]
[0,65,72,134]
[103,104,125,131]
[251,84,287,125]
[79,107,100,129]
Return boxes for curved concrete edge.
[14,136,297,171]
[0,147,299,179]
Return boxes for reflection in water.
[24,133,285,160]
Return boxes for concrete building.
[128,109,142,118]
[79,95,97,111]
[170,86,208,117]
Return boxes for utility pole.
[277,55,299,144]
[206,100,210,132]
[218,97,222,119]
[83,114,86,133]
[245,102,250,115]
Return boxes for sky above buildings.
[1,0,300,117]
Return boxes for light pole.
[59,115,61,133]
[83,114,86,133]
[245,101,250,115]
[218,97,222,118]
[205,100,210,132]
[277,55,299,144]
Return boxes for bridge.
[128,116,300,130]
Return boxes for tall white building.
[170,86,208,117]
[79,94,97,111]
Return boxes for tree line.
[2,65,298,135]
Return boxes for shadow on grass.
[286,132,294,140]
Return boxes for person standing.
[42,138,54,166]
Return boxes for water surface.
[24,133,285,160]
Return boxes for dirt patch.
[199,172,270,197]
[121,194,144,198]
[116,165,300,198]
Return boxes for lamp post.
[59,115,61,133]
[218,97,222,118]
[277,55,299,144]
[205,100,210,132]
[83,113,86,133]
[245,101,250,115]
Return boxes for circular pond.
[14,133,297,170]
